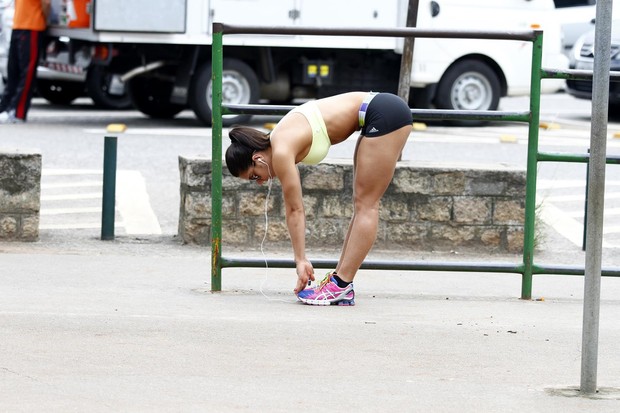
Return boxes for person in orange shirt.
[0,0,50,123]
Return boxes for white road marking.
[41,192,102,201]
[537,180,620,190]
[116,170,162,235]
[43,169,103,175]
[539,203,603,248]
[40,169,161,235]
[603,225,620,235]
[83,128,210,137]
[537,179,620,248]
[40,223,125,230]
[41,207,102,215]
[542,192,620,203]
[41,181,103,189]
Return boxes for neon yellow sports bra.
[291,101,331,165]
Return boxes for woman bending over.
[225,91,412,306]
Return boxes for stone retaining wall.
[0,150,41,241]
[179,156,526,253]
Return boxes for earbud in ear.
[256,157,272,179]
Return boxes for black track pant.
[0,29,43,120]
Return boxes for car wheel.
[189,58,259,126]
[86,65,132,109]
[128,71,185,119]
[435,59,501,126]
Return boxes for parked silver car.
[566,19,620,112]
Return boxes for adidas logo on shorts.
[369,127,379,133]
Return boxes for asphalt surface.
[1,230,620,412]
[2,93,620,410]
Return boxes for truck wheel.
[435,59,501,126]
[37,79,84,105]
[190,58,259,126]
[86,65,132,109]
[128,73,185,119]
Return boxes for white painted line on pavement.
[116,170,162,235]
[39,223,124,230]
[42,169,102,175]
[40,169,161,234]
[542,192,620,203]
[41,207,103,215]
[564,208,620,219]
[83,128,211,137]
[537,180,620,190]
[41,181,103,189]
[539,202,615,248]
[539,203,584,247]
[41,193,102,201]
[602,225,620,235]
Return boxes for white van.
[408,0,568,112]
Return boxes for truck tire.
[190,58,259,126]
[86,65,132,110]
[128,73,185,119]
[435,59,501,126]
[37,79,84,105]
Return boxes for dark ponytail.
[225,127,271,177]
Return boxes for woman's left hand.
[294,259,315,294]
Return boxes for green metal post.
[521,31,544,300]
[101,136,117,240]
[211,24,224,292]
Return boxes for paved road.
[1,238,620,412]
[2,94,620,411]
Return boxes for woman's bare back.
[316,92,367,143]
[271,92,367,162]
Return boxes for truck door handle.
[289,9,300,21]
[430,1,440,18]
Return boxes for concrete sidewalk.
[1,236,620,412]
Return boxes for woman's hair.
[225,126,271,177]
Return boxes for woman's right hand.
[294,259,315,294]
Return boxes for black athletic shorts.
[359,92,413,138]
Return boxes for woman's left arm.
[273,151,315,293]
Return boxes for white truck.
[39,0,568,125]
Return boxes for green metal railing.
[211,23,620,299]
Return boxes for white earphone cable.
[258,162,297,303]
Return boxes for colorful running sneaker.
[297,273,355,306]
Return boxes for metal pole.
[521,31,544,300]
[397,0,419,102]
[581,0,613,395]
[583,149,590,251]
[101,136,117,240]
[211,24,224,292]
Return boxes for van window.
[554,0,595,8]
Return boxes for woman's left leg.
[335,124,411,281]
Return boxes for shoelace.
[312,272,336,293]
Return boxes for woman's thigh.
[353,125,411,206]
